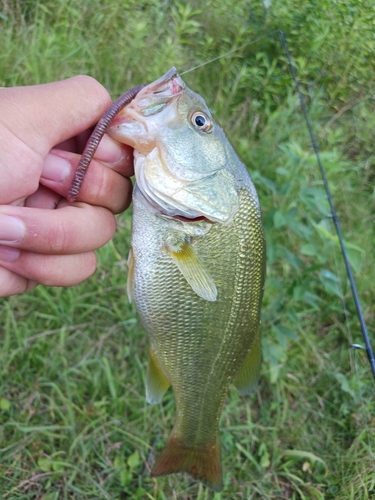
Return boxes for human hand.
[0,76,134,297]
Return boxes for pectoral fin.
[234,331,262,395]
[126,247,135,303]
[166,240,217,302]
[146,347,171,404]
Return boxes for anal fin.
[166,240,217,302]
[234,330,262,395]
[146,347,170,404]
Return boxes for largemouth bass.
[107,67,266,491]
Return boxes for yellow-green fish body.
[108,68,266,491]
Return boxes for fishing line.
[180,31,279,76]
[279,29,375,383]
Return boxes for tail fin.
[151,434,222,492]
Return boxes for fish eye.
[191,112,212,132]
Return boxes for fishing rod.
[279,29,375,382]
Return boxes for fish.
[107,67,266,491]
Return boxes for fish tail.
[151,434,222,491]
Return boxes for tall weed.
[1,0,374,498]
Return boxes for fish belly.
[130,183,265,489]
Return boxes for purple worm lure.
[68,83,146,202]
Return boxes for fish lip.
[138,67,185,99]
[149,67,179,88]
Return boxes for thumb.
[0,75,112,157]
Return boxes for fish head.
[108,67,239,224]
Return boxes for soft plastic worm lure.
[68,83,146,202]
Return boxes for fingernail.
[42,153,71,181]
[0,215,25,243]
[0,245,20,262]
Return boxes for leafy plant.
[1,0,374,498]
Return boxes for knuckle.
[25,177,41,197]
[89,162,109,203]
[70,75,110,109]
[93,206,116,242]
[41,213,75,254]
[87,163,131,214]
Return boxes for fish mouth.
[143,67,184,97]
[133,67,185,114]
[108,67,185,140]
[167,214,212,223]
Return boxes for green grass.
[1,1,375,498]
